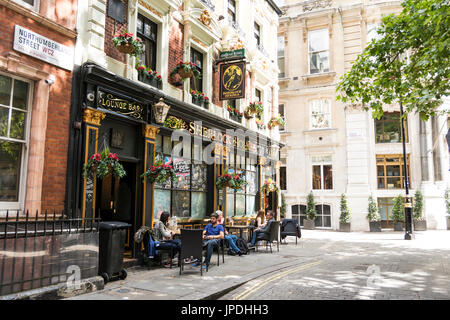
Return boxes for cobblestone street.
[220,230,450,300]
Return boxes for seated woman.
[153,211,182,267]
[254,210,266,229]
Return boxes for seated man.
[249,210,275,247]
[216,210,242,256]
[195,212,224,269]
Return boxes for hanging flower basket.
[170,61,201,80]
[267,115,285,130]
[255,118,266,130]
[82,148,126,180]
[244,109,254,119]
[247,101,264,117]
[141,160,177,184]
[261,178,280,193]
[112,32,143,56]
[216,173,247,191]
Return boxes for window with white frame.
[228,0,236,24]
[277,36,285,78]
[254,22,261,48]
[13,0,39,11]
[0,73,31,206]
[308,29,330,74]
[310,99,331,129]
[311,155,332,190]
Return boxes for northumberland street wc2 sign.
[13,25,74,71]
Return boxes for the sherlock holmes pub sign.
[219,61,246,100]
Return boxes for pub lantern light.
[153,97,171,124]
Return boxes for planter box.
[339,222,351,232]
[303,219,315,230]
[369,221,381,232]
[393,222,405,231]
[229,113,242,123]
[138,74,162,89]
[413,219,427,231]
[192,96,203,107]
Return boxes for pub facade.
[67,0,284,258]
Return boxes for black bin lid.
[99,221,132,230]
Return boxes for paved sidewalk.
[67,230,450,300]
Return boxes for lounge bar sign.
[219,61,246,100]
[97,90,144,120]
[13,25,74,71]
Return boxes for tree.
[445,189,450,215]
[367,195,381,222]
[306,191,317,221]
[391,195,405,223]
[339,193,351,224]
[280,193,287,219]
[413,190,424,220]
[337,0,450,121]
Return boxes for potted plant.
[82,148,126,180]
[267,114,286,130]
[244,108,254,119]
[141,160,176,184]
[255,118,266,130]
[367,195,381,232]
[170,61,201,80]
[413,190,426,231]
[136,64,147,82]
[261,178,280,194]
[339,193,351,232]
[248,101,264,117]
[216,173,247,191]
[304,191,317,230]
[112,32,143,56]
[280,193,287,219]
[149,70,162,89]
[164,116,186,130]
[190,90,209,108]
[391,195,405,231]
[227,104,243,122]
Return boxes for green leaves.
[337,0,450,120]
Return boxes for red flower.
[157,75,161,79]
[204,96,209,101]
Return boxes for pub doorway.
[96,160,138,255]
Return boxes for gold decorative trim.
[192,36,208,49]
[199,9,211,27]
[83,108,106,126]
[142,124,160,139]
[138,0,163,18]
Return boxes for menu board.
[173,158,190,189]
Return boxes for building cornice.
[0,0,77,39]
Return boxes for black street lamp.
[400,101,414,240]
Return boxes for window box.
[229,113,242,123]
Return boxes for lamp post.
[400,101,414,240]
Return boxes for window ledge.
[301,72,336,82]
[303,128,337,134]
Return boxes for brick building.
[68,0,284,259]
[0,0,77,214]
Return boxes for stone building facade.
[277,0,449,231]
[0,0,77,214]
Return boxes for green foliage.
[82,148,126,180]
[141,159,176,184]
[445,189,450,215]
[337,0,450,121]
[216,173,248,191]
[367,195,381,222]
[306,191,317,221]
[339,193,351,224]
[391,195,405,222]
[413,190,424,220]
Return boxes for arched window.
[291,204,306,226]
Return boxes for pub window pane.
[246,170,257,194]
[191,164,207,191]
[172,190,190,217]
[246,195,256,215]
[0,107,8,137]
[235,194,245,216]
[226,193,235,217]
[0,75,12,106]
[13,80,29,110]
[191,192,207,219]
[0,141,22,202]
[10,110,26,140]
[155,134,162,153]
[153,189,171,220]
[163,136,171,154]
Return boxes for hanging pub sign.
[97,90,144,120]
[219,61,246,100]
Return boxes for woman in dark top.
[153,211,181,267]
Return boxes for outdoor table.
[225,225,254,242]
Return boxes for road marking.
[232,260,323,300]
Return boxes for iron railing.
[0,210,100,297]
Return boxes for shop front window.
[153,134,208,221]
[0,74,30,205]
[376,154,410,189]
[226,153,258,217]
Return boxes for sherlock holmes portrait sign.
[219,61,246,100]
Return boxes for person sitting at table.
[254,210,266,228]
[215,210,242,256]
[153,211,182,267]
[194,212,224,269]
[249,210,275,248]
